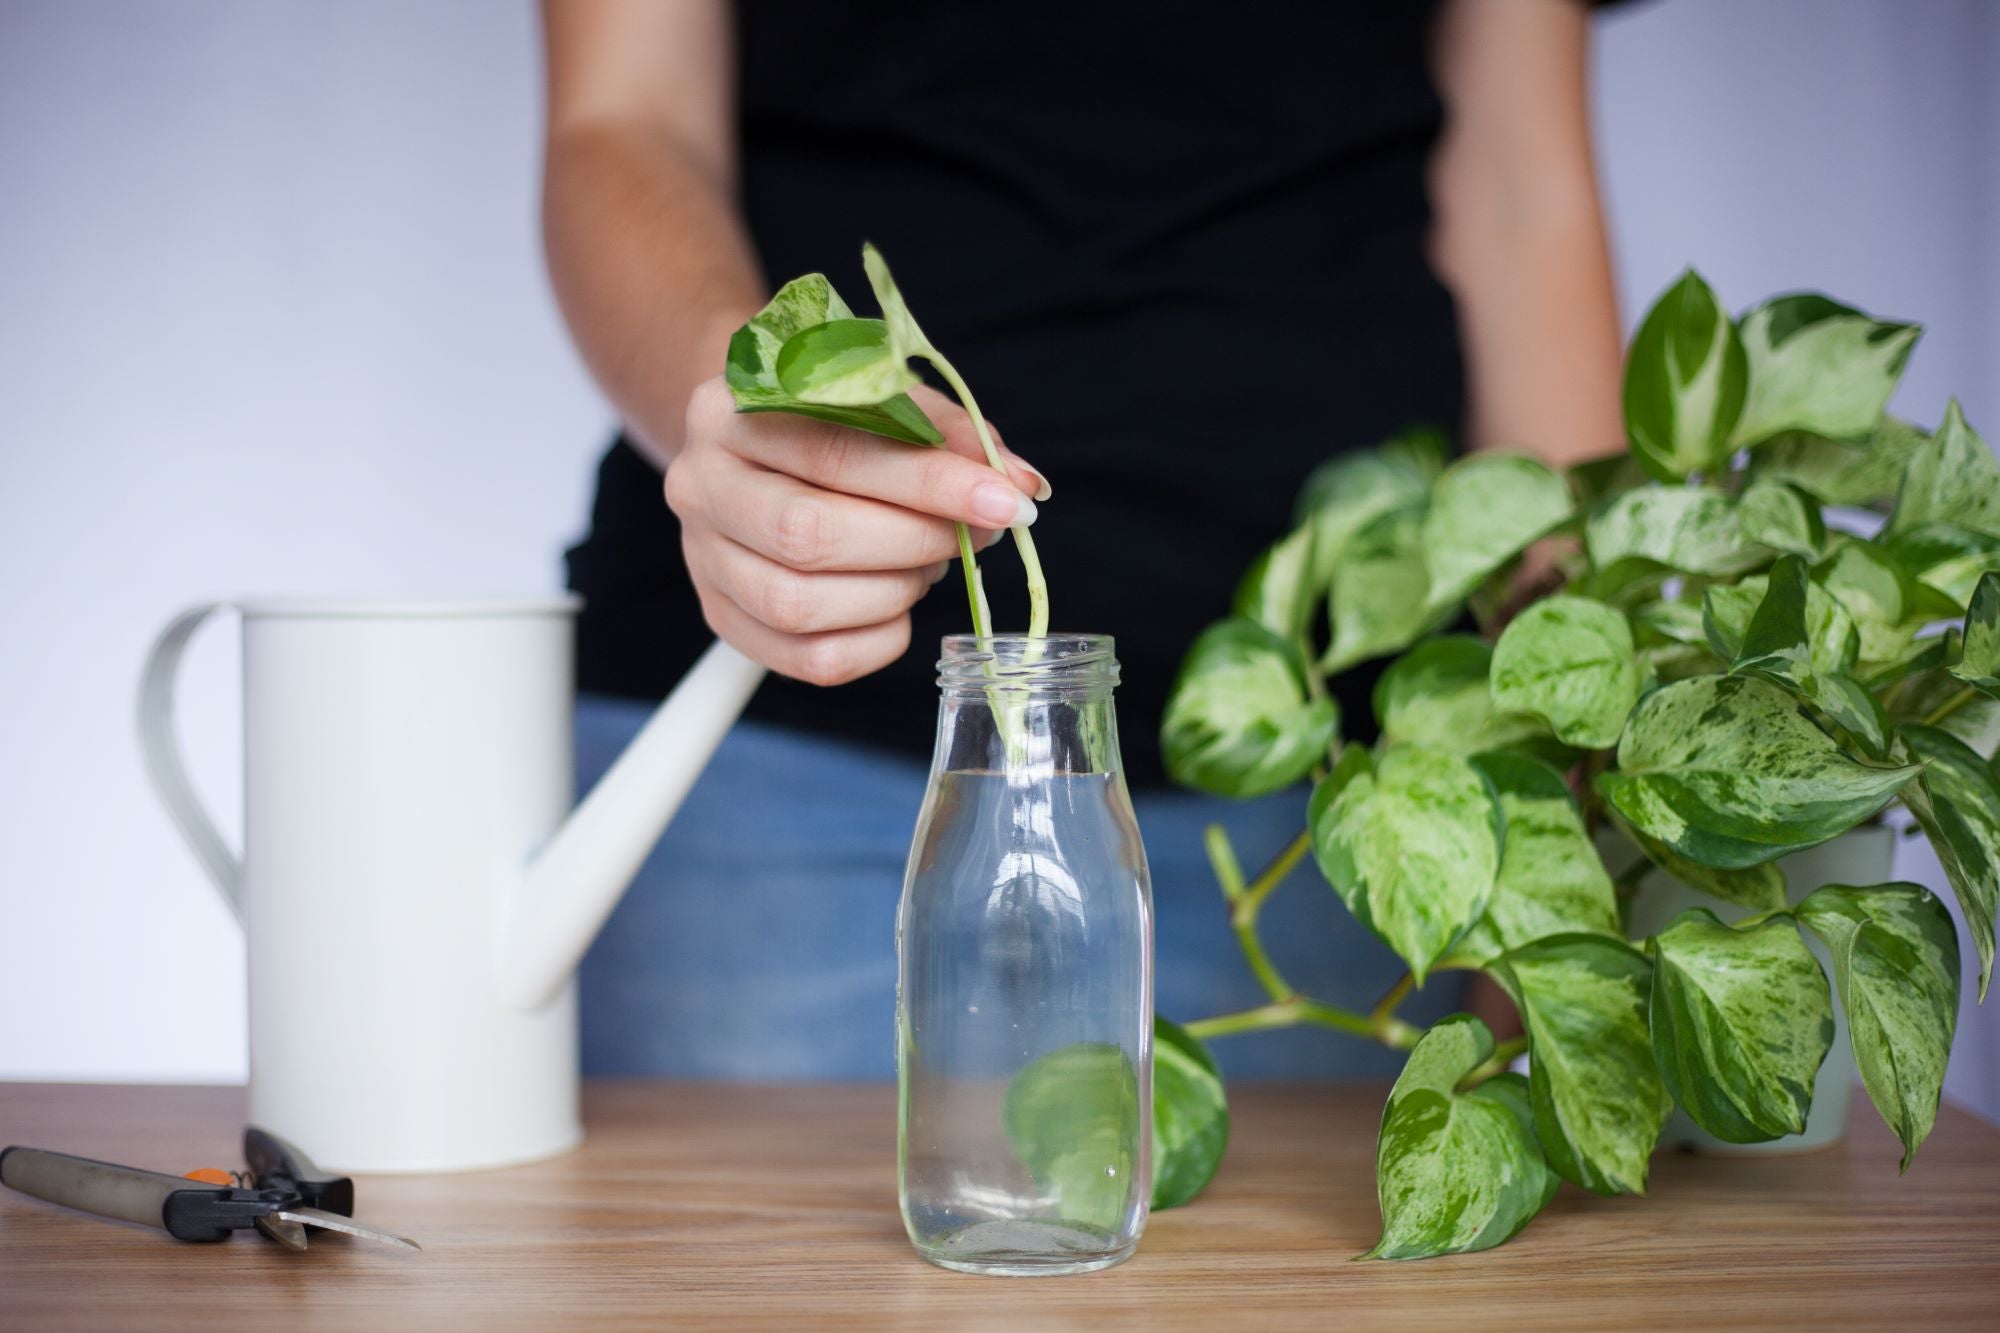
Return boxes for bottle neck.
[931,635,1124,777]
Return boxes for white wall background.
[2,1,1996,1116]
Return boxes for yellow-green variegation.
[1373,636,1550,755]
[1420,454,1572,610]
[1447,752,1619,966]
[1366,1016,1560,1261]
[1648,909,1834,1143]
[1323,506,1449,671]
[1232,524,1318,643]
[1622,269,1749,480]
[1898,724,2000,999]
[1150,1016,1229,1210]
[1731,293,1920,449]
[1161,618,1337,799]
[1886,401,2000,542]
[1752,415,1929,510]
[1489,595,1640,749]
[1951,572,2000,696]
[1795,884,1959,1169]
[726,274,942,444]
[1584,486,1765,578]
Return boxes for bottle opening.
[937,633,1119,696]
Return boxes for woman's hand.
[667,379,1049,685]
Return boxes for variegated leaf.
[1161,618,1337,798]
[776,318,923,406]
[1731,294,1920,448]
[1420,454,1572,610]
[1608,813,1787,911]
[1598,675,1917,868]
[1366,1016,1560,1260]
[1490,596,1640,749]
[1898,723,2000,999]
[1950,571,2000,697]
[1705,569,1859,677]
[1622,269,1749,480]
[1448,752,1619,966]
[1296,436,1439,587]
[1649,909,1834,1142]
[1151,1016,1229,1210]
[1887,400,2000,541]
[1233,523,1319,643]
[1737,477,1826,559]
[1490,935,1671,1195]
[1584,486,1765,578]
[1795,883,1960,1169]
[1752,415,1928,510]
[1324,506,1449,671]
[1311,744,1501,983]
[1374,636,1549,755]
[1885,523,2000,610]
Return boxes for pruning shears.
[0,1126,420,1252]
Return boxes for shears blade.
[272,1206,422,1251]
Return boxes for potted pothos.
[1150,269,1998,1257]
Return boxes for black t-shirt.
[565,1,1465,788]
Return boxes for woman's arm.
[1429,0,1626,466]
[539,1,1042,685]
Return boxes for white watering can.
[138,598,764,1172]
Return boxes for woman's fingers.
[694,582,915,688]
[689,527,942,636]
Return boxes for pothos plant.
[1148,269,1998,1259]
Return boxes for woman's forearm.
[543,120,766,469]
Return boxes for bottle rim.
[936,633,1119,693]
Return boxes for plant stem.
[1370,973,1414,1027]
[925,350,1048,638]
[1185,996,1382,1043]
[953,522,990,639]
[1922,684,1978,729]
[1233,829,1313,926]
[1204,824,1247,905]
[1457,1035,1530,1092]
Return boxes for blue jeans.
[576,696,1462,1078]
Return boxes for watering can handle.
[136,603,242,923]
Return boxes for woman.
[541,0,1624,1077]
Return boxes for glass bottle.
[896,634,1153,1276]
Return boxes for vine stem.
[953,523,989,639]
[1922,683,1978,729]
[1456,1035,1530,1091]
[925,350,1048,638]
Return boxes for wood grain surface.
[1,1081,1995,1330]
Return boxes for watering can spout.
[501,640,766,1010]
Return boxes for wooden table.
[2,1082,1995,1330]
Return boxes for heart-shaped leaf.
[1898,723,2000,999]
[1420,454,1572,609]
[1374,636,1549,755]
[1490,935,1671,1195]
[1952,572,2000,696]
[1888,400,2000,540]
[1736,478,1827,559]
[1311,744,1501,983]
[1233,524,1319,643]
[1001,1042,1140,1233]
[1816,538,1933,664]
[1162,619,1338,799]
[1884,523,2000,610]
[1623,269,1749,480]
[1324,506,1450,671]
[1447,752,1619,966]
[1711,557,1886,757]
[1795,883,1960,1169]
[725,274,942,445]
[1598,675,1918,868]
[1705,568,1859,678]
[1585,486,1765,578]
[1752,415,1929,510]
[1731,293,1920,448]
[1295,445,1437,589]
[1490,596,1641,749]
[1365,1015,1560,1260]
[1151,1016,1229,1210]
[1648,909,1834,1142]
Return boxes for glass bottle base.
[912,1219,1138,1277]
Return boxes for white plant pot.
[1624,824,1894,1154]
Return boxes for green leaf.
[1366,1016,1560,1260]
[1884,656,2000,757]
[1151,1016,1229,1210]
[1704,571,1859,678]
[1568,452,1652,507]
[1622,269,1750,480]
[1899,723,2000,999]
[1598,675,1918,868]
[1489,596,1640,749]
[1295,447,1436,590]
[1795,884,1960,1169]
[1608,813,1787,911]
[1724,554,1817,684]
[1711,557,1885,757]
[1731,294,1920,448]
[1420,454,1572,609]
[1887,523,2000,611]
[1161,619,1338,799]
[1311,744,1501,983]
[1816,538,1929,664]
[860,241,935,361]
[1002,1042,1139,1233]
[1447,752,1619,966]
[1324,506,1449,671]
[775,318,922,406]
[725,274,942,446]
[1752,415,1929,510]
[1633,598,1709,648]
[1648,909,1834,1142]
[1888,400,2000,541]
[1232,524,1319,643]
[1584,486,1765,578]
[1951,571,2000,697]
[1736,478,1826,559]
[1490,935,1671,1195]
[1374,636,1549,755]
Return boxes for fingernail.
[1027,467,1052,502]
[973,481,1038,528]
[928,561,950,584]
